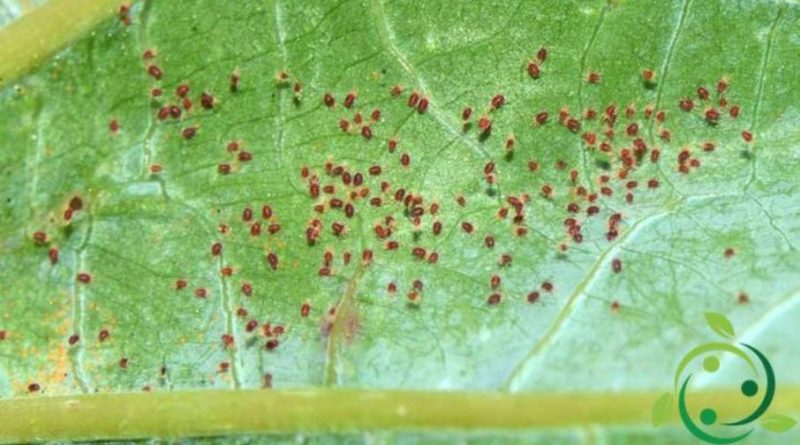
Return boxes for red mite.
[527,62,540,79]
[182,127,197,139]
[200,92,215,109]
[147,65,162,80]
[417,98,429,113]
[344,92,356,108]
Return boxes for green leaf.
[704,312,736,339]
[651,392,673,427]
[1,0,800,443]
[761,414,797,433]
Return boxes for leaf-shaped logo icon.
[761,414,797,433]
[651,392,673,427]
[704,312,735,339]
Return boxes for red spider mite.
[456,195,466,207]
[491,94,505,109]
[702,142,716,152]
[28,383,40,393]
[427,252,439,264]
[147,65,162,80]
[499,254,512,266]
[724,247,736,258]
[388,138,398,152]
[109,119,120,133]
[730,105,740,118]
[738,292,749,304]
[77,273,92,284]
[150,87,162,97]
[238,151,252,162]
[400,153,411,167]
[323,93,335,107]
[527,62,540,79]
[566,118,580,132]
[537,47,547,62]
[48,247,59,264]
[478,116,492,133]
[505,136,515,151]
[611,300,620,312]
[651,148,661,163]
[679,99,694,112]
[181,98,192,111]
[362,249,373,264]
[625,104,636,119]
[490,275,501,289]
[408,91,420,108]
[741,130,753,143]
[697,86,710,100]
[705,108,720,123]
[371,109,382,122]
[250,222,262,236]
[201,91,215,109]
[541,184,553,198]
[354,113,364,125]
[361,126,373,140]
[432,221,443,236]
[586,72,601,84]
[261,205,273,219]
[32,231,47,244]
[344,92,357,108]
[642,69,655,82]
[717,77,729,93]
[461,222,474,234]
[417,97,429,113]
[462,107,473,121]
[221,334,234,348]
[412,247,427,259]
[175,279,188,290]
[98,329,110,342]
[487,293,502,305]
[527,291,540,303]
[659,129,671,142]
[176,84,189,98]
[68,334,80,345]
[267,252,279,270]
[534,111,549,126]
[142,48,156,60]
[647,178,660,189]
[242,207,253,222]
[626,123,638,137]
[236,308,248,318]
[211,242,222,256]
[390,84,404,96]
[656,110,666,123]
[218,164,231,175]
[182,127,197,139]
[241,282,253,296]
[195,288,208,298]
[541,281,553,292]
[230,69,240,92]
[119,357,129,369]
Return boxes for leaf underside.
[1,0,799,444]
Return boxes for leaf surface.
[1,0,799,443]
